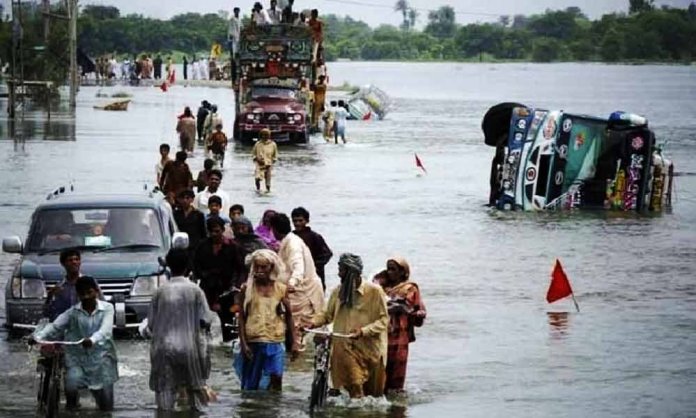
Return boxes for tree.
[498,15,510,27]
[629,0,655,14]
[394,0,409,30]
[531,37,561,62]
[408,8,418,29]
[599,28,624,61]
[688,2,696,19]
[424,6,456,39]
[82,5,120,20]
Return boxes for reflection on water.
[547,311,570,339]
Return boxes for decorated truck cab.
[483,103,674,212]
[233,24,315,144]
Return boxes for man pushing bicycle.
[304,253,389,399]
[29,276,118,411]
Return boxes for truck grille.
[262,113,285,123]
[45,279,133,297]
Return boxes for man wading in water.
[251,128,278,194]
[306,253,389,399]
[146,248,213,412]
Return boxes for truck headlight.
[246,114,255,121]
[293,114,302,121]
[20,278,46,299]
[131,275,162,296]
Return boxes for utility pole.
[68,0,78,109]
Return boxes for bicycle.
[30,338,84,418]
[304,328,351,412]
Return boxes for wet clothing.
[34,300,119,392]
[234,342,285,390]
[209,130,228,155]
[311,281,388,396]
[293,227,333,289]
[252,140,278,186]
[312,83,327,129]
[379,257,427,391]
[243,281,288,343]
[173,207,207,251]
[147,276,212,410]
[161,161,193,195]
[278,233,325,330]
[384,280,426,391]
[193,238,246,303]
[156,157,172,185]
[176,116,197,152]
[197,106,210,141]
[193,238,246,341]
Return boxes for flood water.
[1,62,696,417]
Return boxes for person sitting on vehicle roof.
[267,0,282,24]
[252,2,271,26]
[31,276,118,412]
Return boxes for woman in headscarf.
[255,209,280,251]
[234,250,297,390]
[377,256,427,393]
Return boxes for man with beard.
[306,253,388,399]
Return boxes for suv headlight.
[14,278,46,299]
[11,277,21,298]
[131,275,163,296]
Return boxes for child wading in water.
[234,249,298,390]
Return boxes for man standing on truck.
[308,9,324,63]
[251,129,278,194]
[228,7,241,82]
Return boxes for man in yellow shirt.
[251,129,278,193]
[307,253,388,399]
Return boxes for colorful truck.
[483,103,674,212]
[233,24,316,144]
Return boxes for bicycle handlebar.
[303,328,352,339]
[34,339,84,346]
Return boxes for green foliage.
[2,2,694,74]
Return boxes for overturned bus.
[483,103,674,212]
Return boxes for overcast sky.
[2,0,694,27]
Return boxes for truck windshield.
[251,87,296,100]
[27,207,164,253]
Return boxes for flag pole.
[570,293,580,312]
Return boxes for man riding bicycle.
[30,276,118,411]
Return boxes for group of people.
[30,232,426,412]
[321,99,350,143]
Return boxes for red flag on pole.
[415,153,427,173]
[546,259,573,303]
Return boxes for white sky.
[2,0,694,27]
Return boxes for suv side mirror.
[172,232,189,250]
[2,236,23,253]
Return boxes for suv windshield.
[251,87,296,100]
[27,207,164,253]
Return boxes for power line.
[321,0,502,18]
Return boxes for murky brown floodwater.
[1,62,696,417]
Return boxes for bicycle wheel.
[309,370,328,411]
[45,372,60,418]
